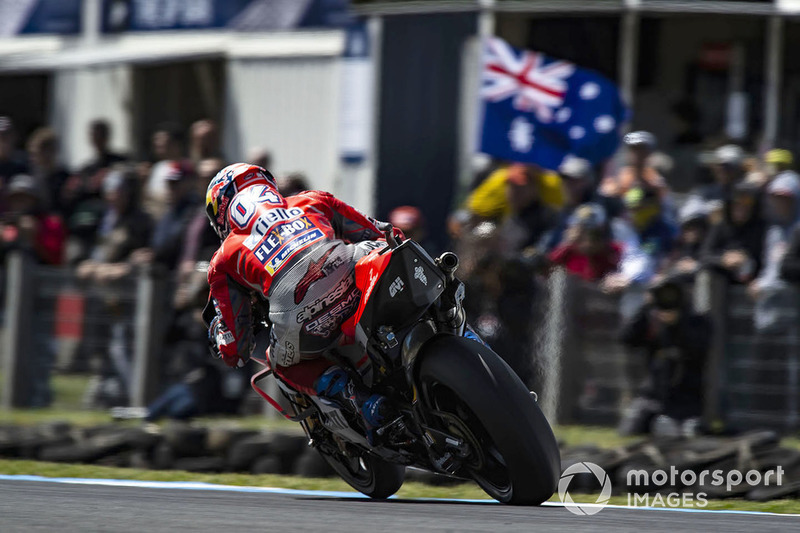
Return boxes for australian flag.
[479,37,628,170]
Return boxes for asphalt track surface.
[0,477,798,532]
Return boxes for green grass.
[2,459,800,513]
[0,459,488,500]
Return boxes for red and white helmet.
[205,163,277,239]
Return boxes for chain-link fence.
[4,253,800,430]
[534,270,800,432]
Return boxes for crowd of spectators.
[0,114,311,416]
[3,111,798,434]
[447,131,800,437]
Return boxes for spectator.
[76,166,153,279]
[26,127,70,216]
[618,280,711,437]
[663,197,709,282]
[62,120,128,260]
[389,205,437,255]
[277,172,309,197]
[749,171,800,333]
[701,181,765,283]
[136,162,199,272]
[748,148,794,188]
[76,167,153,407]
[0,116,28,192]
[80,119,127,177]
[694,144,744,204]
[189,119,220,164]
[622,186,678,267]
[599,131,667,199]
[0,173,68,407]
[497,164,559,255]
[545,156,607,249]
[178,158,225,276]
[547,203,621,282]
[145,122,186,220]
[466,163,565,221]
[0,174,66,265]
[247,147,272,170]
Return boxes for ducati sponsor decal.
[296,276,355,324]
[303,288,361,338]
[294,248,344,304]
[414,266,428,286]
[389,276,405,297]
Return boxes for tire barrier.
[2,422,800,500]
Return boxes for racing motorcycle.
[247,232,560,505]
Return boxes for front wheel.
[317,445,405,499]
[417,335,561,505]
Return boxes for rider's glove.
[209,315,245,368]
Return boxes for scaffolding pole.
[618,9,640,110]
[764,15,784,151]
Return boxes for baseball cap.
[0,116,13,134]
[389,205,424,231]
[714,144,744,166]
[568,203,606,229]
[558,156,591,180]
[7,174,39,197]
[767,171,800,197]
[765,149,793,166]
[623,131,656,149]
[678,196,708,225]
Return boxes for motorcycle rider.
[205,163,400,434]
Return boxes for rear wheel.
[318,444,404,499]
[417,335,561,505]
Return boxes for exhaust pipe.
[436,252,459,281]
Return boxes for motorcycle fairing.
[342,241,446,350]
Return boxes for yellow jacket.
[466,167,565,219]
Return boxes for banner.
[102,0,350,33]
[0,0,81,36]
[478,37,628,170]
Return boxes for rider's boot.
[314,366,393,444]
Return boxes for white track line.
[1,475,798,517]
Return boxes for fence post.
[131,266,166,407]
[539,268,567,425]
[1,252,34,408]
[701,271,728,427]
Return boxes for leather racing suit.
[207,186,397,394]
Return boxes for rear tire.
[318,446,404,499]
[417,335,561,505]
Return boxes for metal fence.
[538,270,800,432]
[3,253,800,431]
[1,252,163,409]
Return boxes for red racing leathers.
[207,186,395,391]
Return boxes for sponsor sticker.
[294,249,344,304]
[296,276,355,323]
[304,288,362,338]
[389,276,405,297]
[243,207,306,250]
[264,229,326,275]
[414,265,428,286]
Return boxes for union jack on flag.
[482,38,575,123]
[478,37,628,170]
